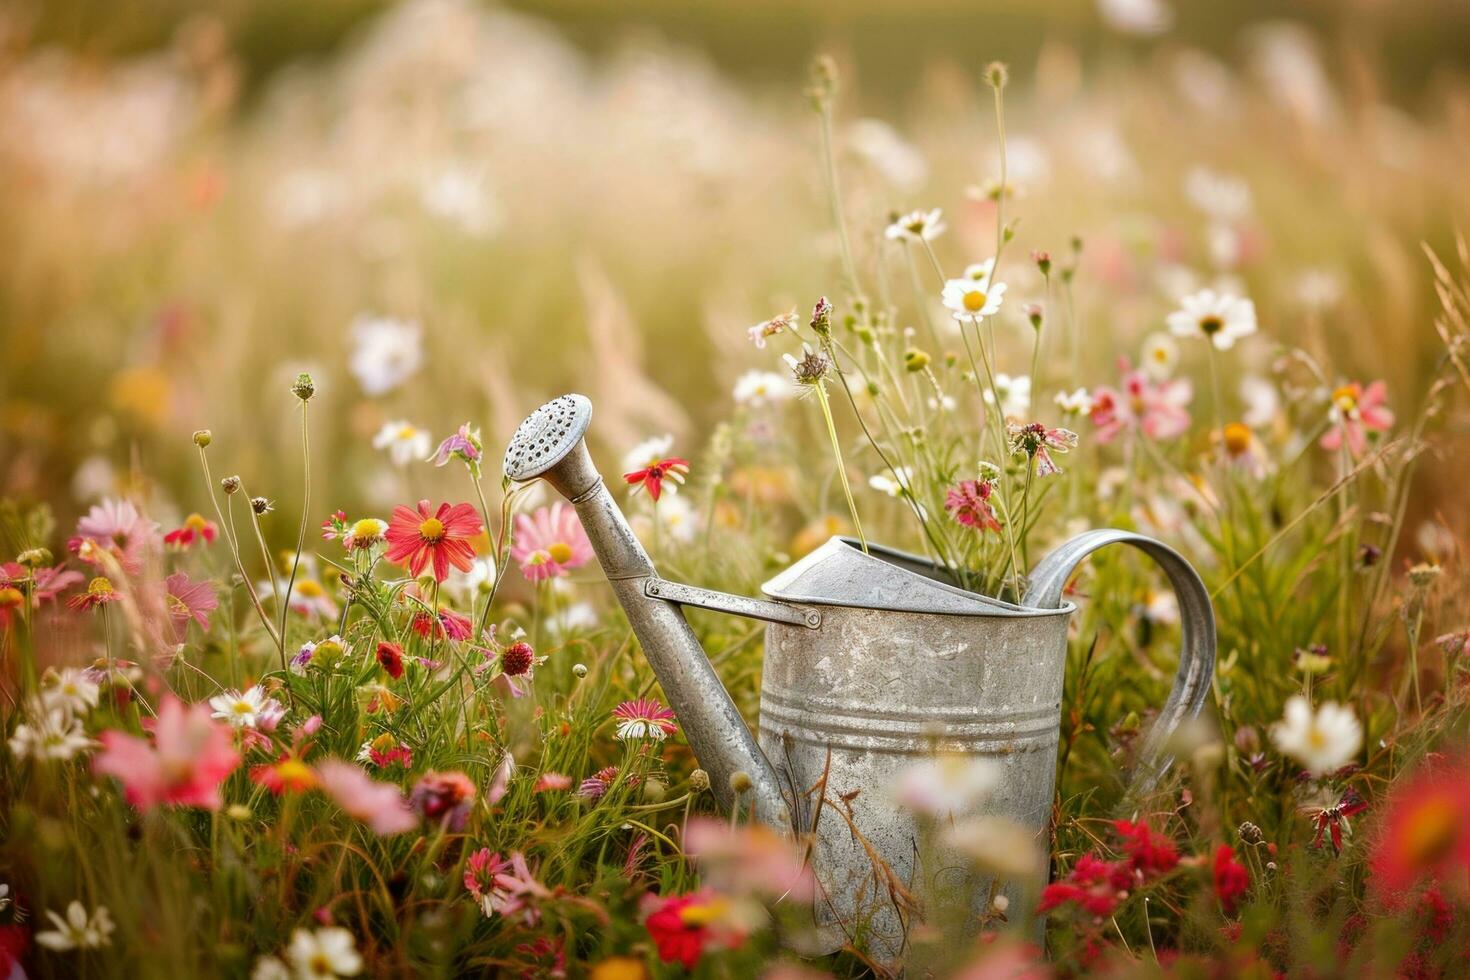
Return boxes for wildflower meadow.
[3,1,1470,977]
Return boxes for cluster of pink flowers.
[1089,359,1193,443]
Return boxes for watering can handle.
[1024,529,1216,793]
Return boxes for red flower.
[1308,787,1368,853]
[67,576,119,611]
[1114,820,1180,875]
[163,513,217,550]
[623,456,690,502]
[1039,853,1132,918]
[644,889,745,969]
[411,607,473,642]
[385,499,483,582]
[251,752,319,795]
[1213,844,1250,915]
[376,641,405,680]
[945,479,1002,532]
[1369,756,1470,899]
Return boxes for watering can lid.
[760,536,1029,616]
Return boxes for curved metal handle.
[1024,529,1216,793]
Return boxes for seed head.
[784,345,830,387]
[986,61,1009,89]
[250,496,273,515]
[572,663,588,679]
[501,641,534,677]
[192,429,212,448]
[291,373,315,401]
[17,547,52,568]
[689,769,710,792]
[1238,821,1264,846]
[810,296,833,338]
[728,770,753,795]
[221,475,241,495]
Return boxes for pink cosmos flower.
[411,607,473,642]
[579,765,633,801]
[93,695,240,811]
[1320,380,1393,458]
[464,849,550,924]
[684,818,815,901]
[69,498,160,573]
[535,773,572,793]
[165,572,217,642]
[163,514,217,550]
[510,503,594,582]
[430,423,483,471]
[945,480,1002,533]
[1090,358,1193,443]
[314,759,419,835]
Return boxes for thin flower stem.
[818,100,860,296]
[278,401,311,658]
[196,447,282,653]
[973,321,1023,587]
[813,382,868,554]
[990,82,1010,279]
[904,248,945,353]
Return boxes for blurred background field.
[2,0,1469,545]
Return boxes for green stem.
[813,383,868,553]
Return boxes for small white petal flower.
[1271,695,1362,776]
[348,316,422,396]
[1184,166,1252,222]
[982,374,1031,419]
[8,707,95,761]
[1166,289,1258,351]
[36,901,113,951]
[287,926,363,978]
[209,687,268,729]
[1141,332,1181,379]
[942,277,1007,323]
[1054,388,1095,417]
[885,208,946,243]
[732,370,794,408]
[372,421,432,467]
[894,756,1002,817]
[40,668,100,717]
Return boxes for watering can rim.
[760,536,1077,619]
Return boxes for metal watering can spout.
[503,394,793,830]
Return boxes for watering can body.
[504,394,1216,962]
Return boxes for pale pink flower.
[684,818,815,901]
[1090,359,1193,443]
[164,571,217,642]
[1319,380,1393,458]
[93,695,240,811]
[314,759,419,835]
[69,498,159,573]
[510,503,594,582]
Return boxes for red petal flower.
[384,499,483,582]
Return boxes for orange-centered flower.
[385,500,483,582]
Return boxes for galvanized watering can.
[505,394,1215,959]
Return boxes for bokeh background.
[2,0,1468,548]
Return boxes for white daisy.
[732,370,794,408]
[1053,388,1095,417]
[1166,289,1257,351]
[941,277,1007,323]
[1097,0,1173,36]
[209,686,269,729]
[287,926,363,978]
[348,315,422,396]
[982,373,1031,418]
[885,208,946,243]
[894,756,1001,817]
[962,258,996,284]
[1184,166,1252,222]
[653,493,698,543]
[1271,695,1362,776]
[1141,332,1181,379]
[8,707,94,761]
[372,421,432,467]
[40,668,100,717]
[35,901,114,951]
[251,956,293,980]
[868,467,914,498]
[1240,375,1281,428]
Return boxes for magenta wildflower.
[612,698,678,741]
[945,480,1002,533]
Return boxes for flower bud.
[641,778,667,804]
[1032,250,1051,276]
[810,296,833,337]
[192,429,212,448]
[903,347,931,372]
[689,769,710,792]
[221,475,241,495]
[17,547,52,568]
[250,497,273,515]
[291,373,315,401]
[728,770,753,795]
[572,663,588,679]
[1238,821,1264,846]
[1024,304,1043,330]
[986,61,1009,89]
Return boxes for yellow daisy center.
[87,577,114,596]
[397,424,417,439]
[419,517,446,542]
[1222,423,1252,457]
[1332,384,1360,412]
[296,579,324,597]
[351,518,383,540]
[0,587,22,608]
[963,289,988,312]
[184,513,209,531]
[548,542,574,564]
